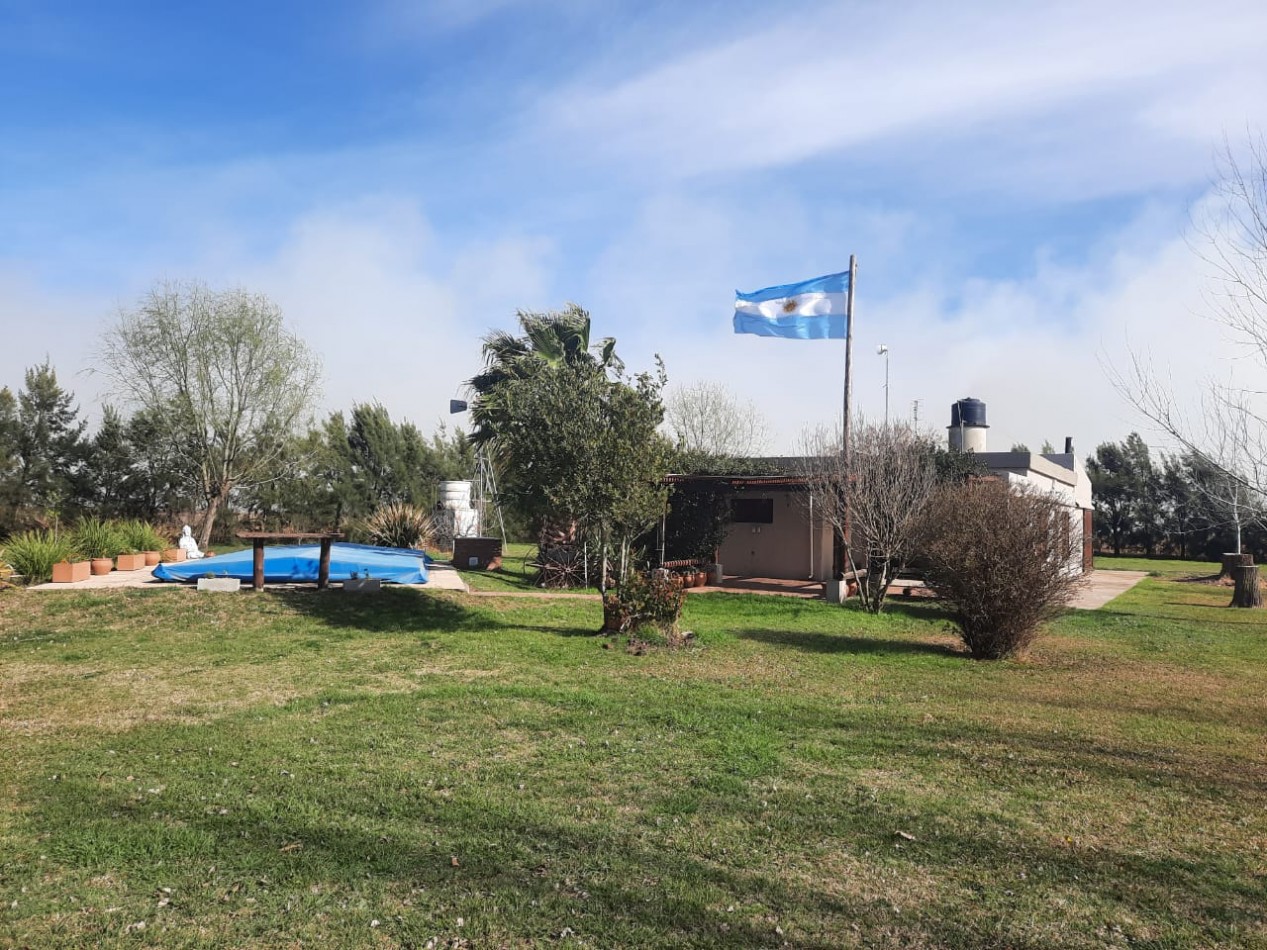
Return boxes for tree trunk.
[199,493,224,549]
[1220,552,1253,580]
[1230,564,1262,608]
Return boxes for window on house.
[731,498,774,523]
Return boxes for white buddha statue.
[178,525,206,559]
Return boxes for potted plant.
[5,530,82,584]
[115,543,147,572]
[121,520,166,567]
[73,518,123,576]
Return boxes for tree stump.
[1220,552,1253,580]
[1230,564,1262,608]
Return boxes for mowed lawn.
[1,569,1265,948]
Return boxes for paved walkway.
[26,564,1142,608]
[29,562,468,593]
[1068,569,1149,610]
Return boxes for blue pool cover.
[153,542,431,585]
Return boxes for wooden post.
[318,537,332,589]
[1230,564,1262,608]
[252,540,265,591]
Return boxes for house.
[661,397,1095,583]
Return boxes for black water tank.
[950,398,988,428]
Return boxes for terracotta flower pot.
[52,560,91,583]
[115,553,147,571]
[162,548,187,563]
[144,550,161,566]
[90,557,114,576]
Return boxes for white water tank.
[434,480,480,548]
[438,480,473,510]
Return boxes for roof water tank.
[950,398,988,428]
[438,480,473,511]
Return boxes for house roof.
[663,473,809,490]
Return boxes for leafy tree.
[100,280,321,546]
[1086,433,1159,555]
[0,386,22,533]
[13,360,89,520]
[1160,453,1200,558]
[1180,450,1265,559]
[88,406,135,517]
[494,359,670,594]
[241,410,476,532]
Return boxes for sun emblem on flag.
[781,298,797,314]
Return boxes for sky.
[3,0,1267,458]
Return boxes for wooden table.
[235,532,344,591]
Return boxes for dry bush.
[917,479,1085,659]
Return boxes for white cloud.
[0,199,556,438]
[542,0,1267,192]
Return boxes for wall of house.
[717,490,834,581]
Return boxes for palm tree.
[467,304,620,449]
[466,304,623,582]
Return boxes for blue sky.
[3,0,1266,454]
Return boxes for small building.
[662,397,1094,583]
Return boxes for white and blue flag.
[733,270,850,339]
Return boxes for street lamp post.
[876,344,890,424]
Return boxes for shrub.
[73,518,125,560]
[2,530,77,584]
[119,519,166,553]
[602,569,686,640]
[358,503,435,551]
[917,479,1085,659]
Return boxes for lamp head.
[449,399,469,414]
[876,344,888,356]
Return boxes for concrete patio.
[29,562,468,592]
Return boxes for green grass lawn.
[455,542,601,594]
[1094,554,1223,579]
[1,577,1264,947]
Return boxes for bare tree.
[797,419,938,612]
[1116,135,1267,500]
[665,381,770,458]
[100,281,321,546]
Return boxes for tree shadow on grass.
[738,627,964,659]
[16,731,860,947]
[273,587,604,639]
[876,599,951,624]
[15,694,1263,948]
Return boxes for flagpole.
[841,254,856,579]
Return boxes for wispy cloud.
[542,0,1267,190]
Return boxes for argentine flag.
[734,270,849,339]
